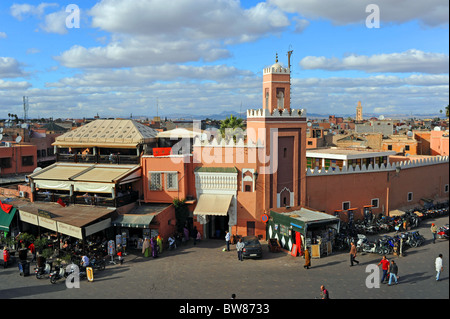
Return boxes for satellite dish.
[0,134,3,141]
[307,122,312,127]
[33,167,43,174]
[407,131,413,137]
[378,115,385,120]
[434,127,441,131]
[16,135,22,143]
[0,128,3,133]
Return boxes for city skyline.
[0,0,448,119]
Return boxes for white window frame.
[371,198,379,208]
[149,172,162,191]
[165,172,178,191]
[342,201,351,211]
[407,192,413,202]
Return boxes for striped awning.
[112,214,155,228]
[193,194,233,216]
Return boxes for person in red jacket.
[3,247,10,268]
[378,255,390,284]
[28,242,36,262]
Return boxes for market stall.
[267,207,340,258]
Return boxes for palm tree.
[219,114,245,141]
[446,105,449,118]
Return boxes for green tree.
[219,114,245,141]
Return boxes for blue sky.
[0,0,448,119]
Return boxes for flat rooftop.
[306,147,396,160]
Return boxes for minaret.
[356,101,363,122]
[262,53,291,113]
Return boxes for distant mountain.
[137,110,446,121]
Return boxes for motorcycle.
[49,265,68,284]
[437,224,449,240]
[357,235,383,254]
[35,261,52,279]
[90,257,106,271]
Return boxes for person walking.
[320,285,329,299]
[435,254,443,281]
[304,248,311,269]
[388,260,399,286]
[236,238,245,262]
[225,230,231,252]
[28,242,36,263]
[349,242,359,266]
[431,223,438,244]
[378,255,390,284]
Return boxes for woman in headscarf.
[157,235,163,254]
[142,238,150,258]
[151,237,158,258]
[304,247,311,269]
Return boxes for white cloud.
[299,50,449,74]
[40,9,69,35]
[0,57,28,78]
[56,0,290,68]
[0,32,7,38]
[269,0,449,27]
[10,3,58,20]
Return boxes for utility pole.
[287,48,293,108]
[23,96,29,123]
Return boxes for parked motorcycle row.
[33,252,107,284]
[334,201,448,256]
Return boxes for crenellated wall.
[306,155,449,176]
[305,156,449,218]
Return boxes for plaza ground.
[0,215,448,300]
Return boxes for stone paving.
[0,216,448,300]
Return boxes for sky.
[0,0,448,120]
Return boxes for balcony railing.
[56,154,140,165]
[35,191,139,208]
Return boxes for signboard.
[108,240,115,256]
[58,222,83,239]
[38,209,53,219]
[38,215,58,232]
[153,147,172,157]
[19,211,38,225]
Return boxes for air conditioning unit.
[19,191,28,198]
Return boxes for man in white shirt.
[236,238,245,262]
[225,231,231,251]
[435,254,443,281]
[81,255,90,270]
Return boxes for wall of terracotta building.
[0,144,37,175]
[381,138,418,155]
[140,154,194,204]
[191,145,266,237]
[305,162,449,220]
[414,131,431,155]
[153,204,176,241]
[430,130,449,156]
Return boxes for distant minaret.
[262,53,291,113]
[356,101,363,122]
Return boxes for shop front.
[10,199,114,247]
[111,203,175,251]
[268,207,340,258]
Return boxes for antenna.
[287,47,293,108]
[23,96,29,123]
